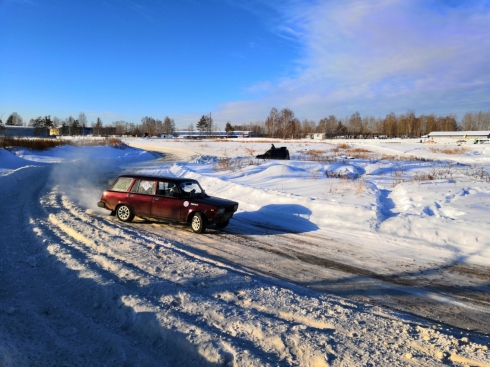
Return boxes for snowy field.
[1,137,489,366]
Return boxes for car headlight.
[233,205,238,211]
[217,208,225,215]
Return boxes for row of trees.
[2,109,490,138]
[0,112,176,137]
[230,109,490,139]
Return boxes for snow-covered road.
[1,140,490,366]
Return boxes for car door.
[127,179,156,217]
[151,181,184,221]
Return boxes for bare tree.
[52,116,61,128]
[78,112,88,135]
[265,107,278,138]
[301,119,316,137]
[462,112,474,130]
[483,111,490,130]
[475,111,488,130]
[111,120,129,135]
[284,117,300,139]
[348,111,362,136]
[278,108,295,139]
[162,116,175,135]
[321,115,337,137]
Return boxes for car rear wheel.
[116,205,134,222]
[191,212,206,233]
[215,220,229,229]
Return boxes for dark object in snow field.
[256,146,290,160]
[98,175,239,233]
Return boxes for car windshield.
[179,181,204,198]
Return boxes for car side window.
[179,182,202,197]
[156,182,177,197]
[111,177,133,192]
[130,180,156,195]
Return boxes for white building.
[427,131,490,141]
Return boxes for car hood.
[191,196,238,207]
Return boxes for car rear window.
[111,177,133,192]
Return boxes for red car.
[97,174,239,233]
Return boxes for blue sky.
[1,0,489,129]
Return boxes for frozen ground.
[0,137,489,366]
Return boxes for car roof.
[116,174,197,183]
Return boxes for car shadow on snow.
[229,204,319,235]
[130,203,318,235]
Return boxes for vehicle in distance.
[256,146,290,160]
[97,175,239,233]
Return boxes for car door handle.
[154,198,159,201]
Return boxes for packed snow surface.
[1,137,489,366]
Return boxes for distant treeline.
[245,108,490,139]
[2,109,489,138]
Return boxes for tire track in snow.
[36,186,341,366]
[118,206,490,335]
[45,188,488,366]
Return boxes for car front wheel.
[116,205,134,222]
[191,212,207,233]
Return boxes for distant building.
[173,131,255,139]
[50,127,60,136]
[0,125,38,137]
[427,131,490,140]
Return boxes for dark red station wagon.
[98,175,239,233]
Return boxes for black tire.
[215,220,229,229]
[191,212,207,233]
[116,204,134,222]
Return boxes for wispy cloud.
[220,0,490,121]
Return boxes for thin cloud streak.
[218,0,490,122]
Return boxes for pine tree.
[225,122,234,137]
[196,115,210,136]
